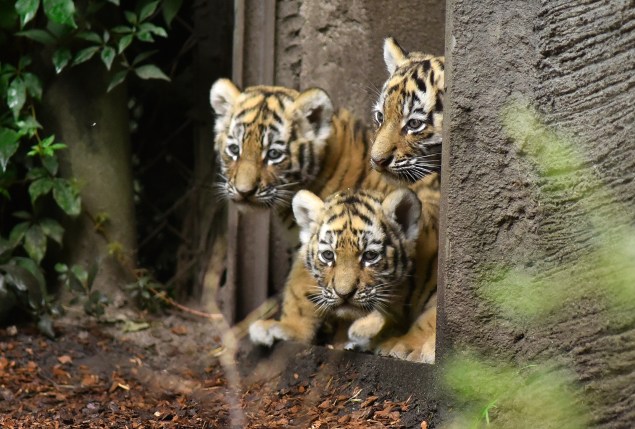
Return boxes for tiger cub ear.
[210,78,241,117]
[290,88,334,142]
[383,37,408,75]
[382,188,422,241]
[293,190,325,244]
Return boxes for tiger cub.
[371,37,445,183]
[209,79,387,226]
[249,182,439,363]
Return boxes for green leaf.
[15,0,40,28]
[9,222,29,247]
[52,48,72,74]
[29,177,54,204]
[19,56,33,69]
[42,0,76,28]
[40,218,64,245]
[85,290,107,316]
[106,0,119,5]
[41,154,58,175]
[24,224,46,263]
[107,69,127,92]
[139,1,159,21]
[16,29,56,45]
[13,211,31,220]
[124,10,136,25]
[26,167,47,180]
[16,116,42,137]
[28,134,54,156]
[162,0,182,26]
[111,25,131,34]
[135,30,154,42]
[139,22,166,38]
[117,34,133,54]
[100,46,116,70]
[0,260,44,306]
[73,46,99,66]
[14,256,46,295]
[86,260,98,290]
[66,273,83,292]
[134,64,169,81]
[52,178,80,215]
[7,77,26,118]
[71,264,87,284]
[46,19,72,38]
[0,238,12,258]
[54,263,68,273]
[49,143,66,151]
[122,320,150,333]
[76,31,101,43]
[0,128,20,172]
[22,73,42,100]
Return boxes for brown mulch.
[0,318,421,428]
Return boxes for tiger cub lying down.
[249,185,438,363]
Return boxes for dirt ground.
[0,310,439,428]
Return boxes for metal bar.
[232,0,245,86]
[223,0,278,322]
[261,0,276,84]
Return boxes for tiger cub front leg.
[377,303,436,364]
[345,310,388,352]
[249,258,321,346]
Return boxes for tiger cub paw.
[377,335,435,364]
[249,319,292,347]
[345,313,385,352]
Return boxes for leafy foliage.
[0,0,181,334]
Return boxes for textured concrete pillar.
[441,0,634,427]
[275,0,446,120]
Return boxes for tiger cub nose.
[371,155,393,169]
[335,289,355,300]
[237,186,257,197]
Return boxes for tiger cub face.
[210,79,334,208]
[371,37,445,183]
[292,188,421,321]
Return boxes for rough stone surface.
[275,0,446,120]
[441,0,635,427]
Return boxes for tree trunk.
[41,61,137,305]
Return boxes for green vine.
[0,0,182,336]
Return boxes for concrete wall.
[440,0,635,427]
[275,0,446,119]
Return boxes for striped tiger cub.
[370,37,445,183]
[250,179,439,363]
[209,79,388,228]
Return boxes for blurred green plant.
[123,272,166,313]
[0,0,182,335]
[54,261,106,316]
[443,101,634,428]
[443,354,587,429]
[481,102,635,324]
